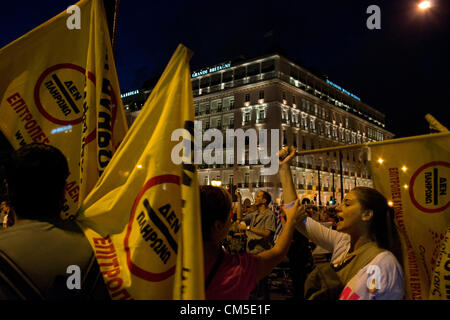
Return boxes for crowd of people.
[0,143,405,300]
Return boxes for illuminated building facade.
[123,53,394,204]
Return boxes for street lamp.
[418,1,432,10]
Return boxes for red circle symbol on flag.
[409,161,450,213]
[34,64,95,125]
[34,63,118,129]
[124,174,181,282]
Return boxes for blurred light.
[136,164,143,169]
[401,166,408,172]
[211,180,222,187]
[418,1,432,10]
[377,158,384,164]
[403,184,409,189]
[51,125,72,134]
[388,201,394,207]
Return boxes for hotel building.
[123,53,394,205]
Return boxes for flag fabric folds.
[368,132,450,299]
[77,44,204,300]
[0,0,128,219]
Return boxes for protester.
[279,146,404,300]
[0,200,14,228]
[237,190,277,299]
[0,143,109,300]
[238,190,276,254]
[287,227,314,299]
[200,185,305,300]
[224,189,247,254]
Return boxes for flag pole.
[339,151,344,201]
[294,131,450,157]
[103,0,120,54]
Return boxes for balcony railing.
[256,118,266,124]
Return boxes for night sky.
[0,0,449,138]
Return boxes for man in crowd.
[239,190,276,254]
[238,190,276,299]
[0,143,108,299]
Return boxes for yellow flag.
[0,0,128,219]
[368,132,450,299]
[429,226,450,300]
[77,44,204,300]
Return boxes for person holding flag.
[279,146,405,300]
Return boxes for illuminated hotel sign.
[326,80,361,101]
[121,90,139,98]
[191,62,231,78]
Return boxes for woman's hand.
[278,146,296,166]
[237,221,247,232]
[284,199,307,225]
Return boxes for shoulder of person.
[360,250,404,298]
[263,208,276,216]
[368,251,404,277]
[224,252,256,269]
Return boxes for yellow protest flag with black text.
[368,132,450,299]
[0,0,128,218]
[77,44,204,300]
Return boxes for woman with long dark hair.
[200,185,305,300]
[279,146,404,300]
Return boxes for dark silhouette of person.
[0,143,109,300]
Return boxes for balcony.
[222,123,234,130]
[262,71,276,80]
[210,85,220,93]
[224,81,233,89]
[248,75,259,84]
[256,118,267,124]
